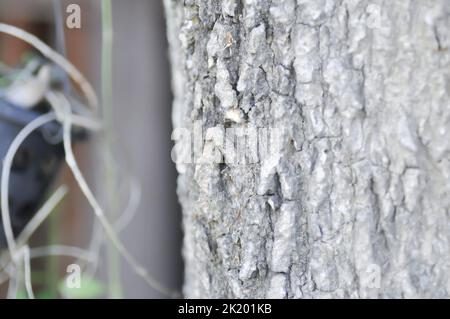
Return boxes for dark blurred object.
[0,98,85,248]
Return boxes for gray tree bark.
[164,0,450,298]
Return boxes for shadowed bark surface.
[164,0,450,298]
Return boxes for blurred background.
[0,0,183,298]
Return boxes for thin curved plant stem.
[101,0,122,298]
[1,113,57,262]
[16,186,68,247]
[47,91,180,298]
[114,177,142,232]
[0,23,98,112]
[52,0,70,93]
[22,246,34,299]
[30,245,96,262]
[7,267,19,299]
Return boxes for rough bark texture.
[164,0,450,298]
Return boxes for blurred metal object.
[0,98,64,247]
[0,95,87,248]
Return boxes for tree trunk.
[164,0,450,298]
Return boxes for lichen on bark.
[164,0,450,298]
